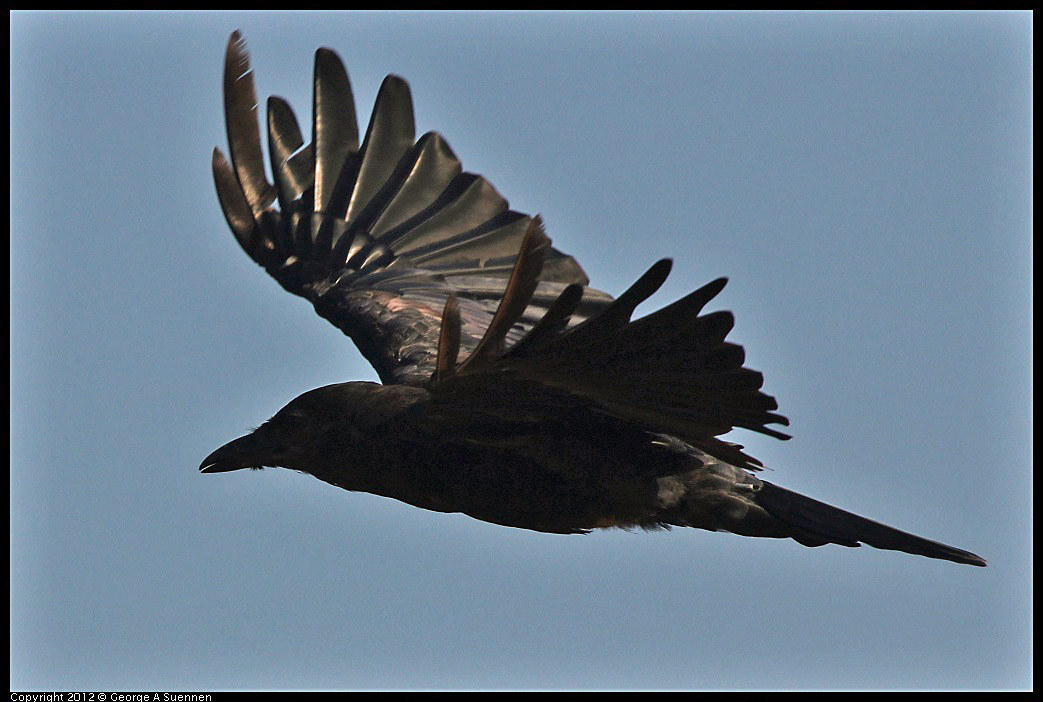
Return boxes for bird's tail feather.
[755,481,986,567]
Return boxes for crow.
[201,32,986,567]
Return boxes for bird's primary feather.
[213,31,611,387]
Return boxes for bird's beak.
[199,433,269,473]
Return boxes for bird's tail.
[754,480,986,567]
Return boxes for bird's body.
[211,381,712,534]
[204,380,982,565]
[201,32,986,567]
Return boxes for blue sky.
[10,11,1031,691]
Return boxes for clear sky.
[10,11,1031,691]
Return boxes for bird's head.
[199,381,409,474]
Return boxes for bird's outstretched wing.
[429,221,791,472]
[212,31,612,386]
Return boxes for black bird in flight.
[201,32,985,567]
